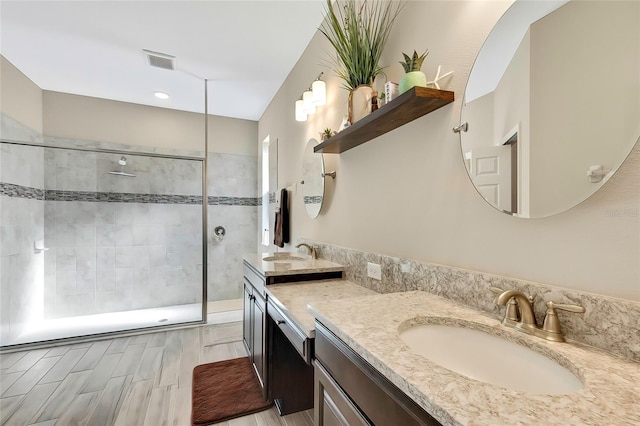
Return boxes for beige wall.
[207,114,257,157]
[43,91,257,156]
[0,56,43,135]
[259,1,640,301]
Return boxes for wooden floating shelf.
[314,86,455,154]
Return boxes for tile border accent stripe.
[0,182,44,200]
[45,190,202,204]
[209,196,260,206]
[1,183,261,206]
[304,196,323,205]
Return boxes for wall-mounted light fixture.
[312,75,326,106]
[303,88,316,115]
[294,72,326,122]
[295,98,307,122]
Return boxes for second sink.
[399,322,583,395]
[262,253,305,262]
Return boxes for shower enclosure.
[0,141,206,347]
[1,6,260,346]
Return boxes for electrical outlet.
[367,262,382,280]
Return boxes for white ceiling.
[1,1,326,121]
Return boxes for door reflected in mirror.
[301,138,325,219]
[461,0,639,218]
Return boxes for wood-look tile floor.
[0,322,314,426]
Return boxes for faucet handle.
[549,301,586,314]
[542,301,586,340]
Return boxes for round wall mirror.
[460,0,639,218]
[301,138,325,218]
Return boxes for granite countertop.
[243,252,344,277]
[266,280,376,338]
[308,291,640,426]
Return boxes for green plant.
[319,0,404,91]
[321,128,335,139]
[400,50,428,73]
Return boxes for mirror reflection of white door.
[470,145,512,212]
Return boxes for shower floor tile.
[3,304,203,346]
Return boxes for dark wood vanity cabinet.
[314,322,442,426]
[242,259,344,415]
[242,265,268,398]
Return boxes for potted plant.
[399,50,428,94]
[320,128,336,141]
[319,0,404,123]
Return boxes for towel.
[273,188,289,247]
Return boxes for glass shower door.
[1,142,206,348]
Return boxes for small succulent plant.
[321,128,335,139]
[400,50,429,73]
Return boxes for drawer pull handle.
[276,320,286,325]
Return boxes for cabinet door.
[252,291,267,389]
[315,323,441,426]
[243,281,253,355]
[314,361,369,426]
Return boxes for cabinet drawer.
[268,300,312,364]
[244,262,266,296]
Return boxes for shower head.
[109,156,136,177]
[108,171,136,177]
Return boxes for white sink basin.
[262,254,305,262]
[399,323,583,395]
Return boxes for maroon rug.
[191,357,272,425]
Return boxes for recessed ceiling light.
[154,91,169,100]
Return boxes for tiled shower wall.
[207,153,258,302]
[42,148,204,318]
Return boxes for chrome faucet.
[295,243,318,259]
[494,288,585,343]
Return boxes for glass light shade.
[302,90,316,114]
[312,80,326,106]
[295,99,307,122]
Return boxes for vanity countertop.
[243,252,344,277]
[308,291,640,426]
[266,279,376,338]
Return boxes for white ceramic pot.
[348,85,373,124]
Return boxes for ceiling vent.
[143,49,175,70]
